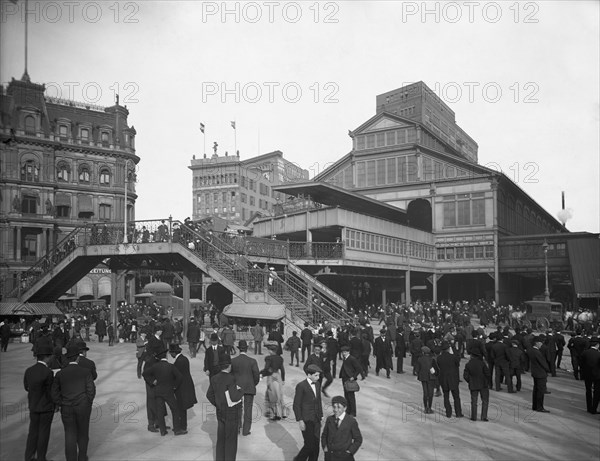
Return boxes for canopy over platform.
[222,302,285,320]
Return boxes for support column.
[306,225,312,257]
[182,273,190,343]
[382,288,387,309]
[111,271,118,328]
[405,269,411,306]
[432,273,438,305]
[16,226,22,261]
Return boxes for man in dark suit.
[491,334,513,392]
[143,347,183,435]
[528,335,551,412]
[373,329,393,378]
[339,346,364,417]
[567,329,589,380]
[76,341,97,380]
[580,336,600,414]
[301,323,313,362]
[325,331,339,377]
[24,345,55,461]
[437,341,463,418]
[304,342,333,397]
[186,317,201,358]
[142,324,165,432]
[395,330,407,374]
[51,345,96,461]
[293,364,324,461]
[231,339,260,436]
[169,343,197,433]
[207,354,243,461]
[463,349,490,421]
[52,321,70,349]
[321,395,363,461]
[205,333,227,378]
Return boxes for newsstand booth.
[221,302,285,345]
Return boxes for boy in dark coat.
[463,350,490,421]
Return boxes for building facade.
[189,149,309,225]
[0,74,139,300]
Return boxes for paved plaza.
[1,334,599,461]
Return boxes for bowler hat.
[238,339,248,351]
[65,345,80,359]
[331,395,347,407]
[306,364,322,374]
[340,346,350,352]
[219,354,232,366]
[210,333,219,342]
[534,335,546,343]
[589,337,600,345]
[154,324,163,332]
[154,348,169,359]
[169,343,182,353]
[440,341,450,350]
[77,341,90,351]
[471,350,482,357]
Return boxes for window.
[24,115,35,135]
[101,132,110,147]
[22,195,37,214]
[249,196,255,206]
[457,196,471,226]
[241,193,247,203]
[79,167,90,183]
[99,168,111,185]
[56,205,70,218]
[472,194,485,225]
[223,207,227,213]
[99,204,111,220]
[443,199,456,227]
[22,233,37,262]
[81,128,90,143]
[59,125,68,140]
[57,163,69,182]
[21,160,39,182]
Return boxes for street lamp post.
[542,239,550,302]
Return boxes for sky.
[1,0,599,233]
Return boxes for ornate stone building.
[0,73,138,300]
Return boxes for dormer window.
[24,115,36,135]
[59,125,68,140]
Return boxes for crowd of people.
[14,299,600,461]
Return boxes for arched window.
[24,115,36,135]
[21,160,39,182]
[79,166,91,183]
[57,162,70,182]
[99,168,111,185]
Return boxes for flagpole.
[234,120,237,156]
[24,0,29,78]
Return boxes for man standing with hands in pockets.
[321,395,363,461]
[293,364,324,461]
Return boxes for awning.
[0,303,64,316]
[223,302,285,320]
[411,285,428,290]
[568,237,600,298]
[58,295,78,301]
[134,293,154,298]
[78,195,93,212]
[55,193,71,207]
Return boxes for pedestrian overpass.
[5,219,354,333]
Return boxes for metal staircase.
[8,219,353,329]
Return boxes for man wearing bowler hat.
[205,332,227,378]
[169,343,196,433]
[321,395,363,461]
[231,339,260,436]
[76,341,97,381]
[51,344,96,461]
[207,354,243,461]
[529,335,551,413]
[143,346,184,435]
[24,344,56,461]
[293,364,324,461]
[581,336,600,414]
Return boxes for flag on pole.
[200,123,205,133]
[230,121,236,129]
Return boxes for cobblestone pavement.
[1,335,599,461]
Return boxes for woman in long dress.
[261,343,286,420]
